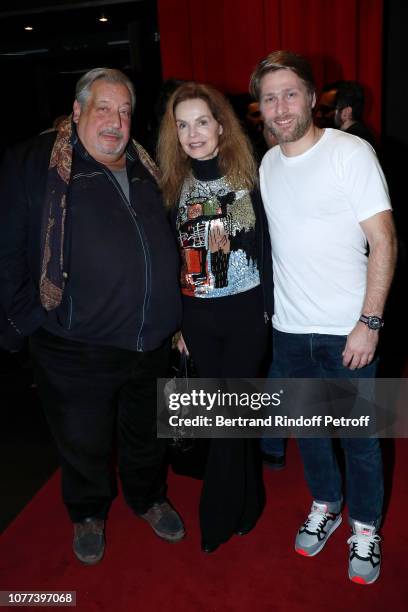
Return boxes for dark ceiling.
[0,0,147,57]
[0,1,161,149]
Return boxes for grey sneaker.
[139,500,185,542]
[73,518,105,565]
[347,520,381,584]
[295,501,342,556]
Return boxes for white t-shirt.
[260,128,391,335]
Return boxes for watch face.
[368,316,382,330]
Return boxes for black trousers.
[30,328,170,522]
[182,286,268,545]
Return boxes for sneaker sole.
[149,527,186,543]
[295,514,342,557]
[73,547,105,565]
[349,564,380,585]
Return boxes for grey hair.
[75,67,136,111]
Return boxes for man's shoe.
[295,501,342,556]
[139,500,185,542]
[347,520,381,585]
[73,518,105,565]
[261,451,285,470]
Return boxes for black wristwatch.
[359,314,384,330]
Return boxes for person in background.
[250,50,397,585]
[157,81,273,553]
[245,100,269,162]
[0,68,184,565]
[333,80,377,150]
[314,81,339,128]
[315,80,377,151]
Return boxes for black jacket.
[0,130,181,351]
[250,187,274,320]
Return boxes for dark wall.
[382,1,408,253]
[0,1,162,155]
[379,0,408,375]
[383,2,408,146]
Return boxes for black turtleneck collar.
[191,155,221,181]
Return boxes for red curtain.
[157,0,383,134]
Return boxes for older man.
[0,68,184,564]
[250,51,397,584]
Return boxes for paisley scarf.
[39,116,159,310]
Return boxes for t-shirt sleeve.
[342,141,392,222]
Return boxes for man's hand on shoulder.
[342,322,379,370]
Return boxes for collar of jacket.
[71,125,154,183]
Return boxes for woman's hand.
[209,219,230,254]
[174,331,189,356]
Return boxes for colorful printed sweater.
[176,156,263,298]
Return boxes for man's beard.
[97,142,125,156]
[97,128,125,156]
[266,109,313,144]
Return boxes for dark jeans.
[268,328,383,525]
[30,328,170,522]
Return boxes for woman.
[158,82,273,552]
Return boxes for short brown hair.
[249,50,315,101]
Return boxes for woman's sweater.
[176,156,261,298]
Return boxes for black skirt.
[181,286,269,546]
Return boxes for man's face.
[314,89,337,128]
[259,69,315,144]
[73,79,132,165]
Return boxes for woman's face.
[175,98,223,161]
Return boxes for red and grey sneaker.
[295,501,342,556]
[347,520,381,585]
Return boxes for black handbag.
[165,349,208,479]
